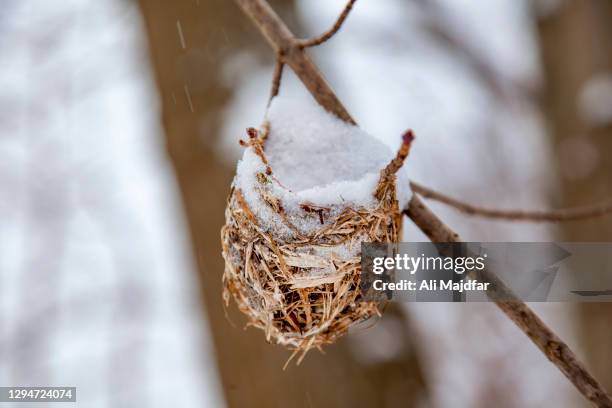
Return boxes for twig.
[269,58,284,103]
[411,181,612,222]
[296,0,357,48]
[383,130,415,176]
[233,0,612,406]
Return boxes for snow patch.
[234,95,411,237]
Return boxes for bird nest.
[221,119,411,360]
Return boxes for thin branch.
[405,197,612,408]
[235,0,355,124]
[411,181,612,222]
[296,0,357,48]
[269,58,284,103]
[233,0,612,406]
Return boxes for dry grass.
[221,128,403,362]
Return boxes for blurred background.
[0,0,611,407]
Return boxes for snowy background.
[0,1,222,407]
[2,0,610,407]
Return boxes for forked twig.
[233,0,612,406]
[296,0,357,48]
[235,0,355,125]
[411,181,612,222]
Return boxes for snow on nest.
[234,95,411,237]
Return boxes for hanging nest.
[221,107,412,359]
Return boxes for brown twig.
[269,58,284,103]
[411,181,612,222]
[383,129,415,176]
[296,0,357,48]
[233,0,612,406]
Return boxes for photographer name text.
[370,253,491,293]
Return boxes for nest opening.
[263,99,395,193]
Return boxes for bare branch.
[411,181,612,222]
[405,197,612,408]
[235,0,355,124]
[269,58,284,103]
[233,0,612,405]
[296,0,357,48]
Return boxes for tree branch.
[233,0,612,406]
[236,0,355,124]
[405,197,612,408]
[296,0,357,48]
[411,181,612,222]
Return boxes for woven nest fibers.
[220,96,411,358]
